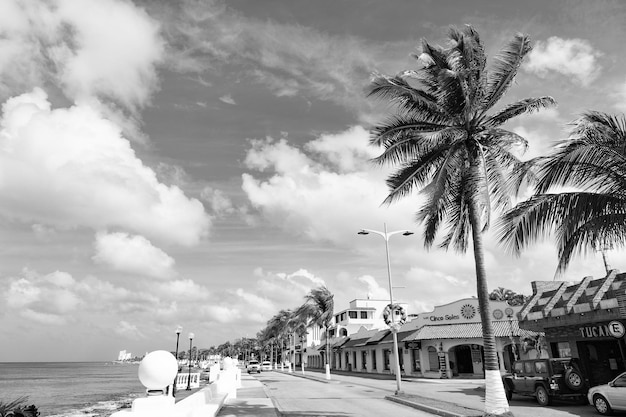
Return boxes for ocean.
[0,362,145,417]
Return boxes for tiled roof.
[379,329,416,344]
[364,329,390,345]
[403,320,538,341]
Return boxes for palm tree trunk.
[469,198,512,416]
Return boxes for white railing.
[176,372,201,389]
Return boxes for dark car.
[503,358,588,406]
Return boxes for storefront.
[518,272,626,386]
[401,298,538,378]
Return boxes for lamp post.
[186,332,194,390]
[173,326,182,397]
[358,223,413,395]
[507,313,518,361]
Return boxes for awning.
[379,330,416,344]
[404,320,539,341]
[341,337,370,349]
[364,330,390,345]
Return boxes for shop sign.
[579,321,625,339]
[405,341,421,349]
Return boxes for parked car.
[588,372,626,415]
[261,361,272,371]
[246,360,261,373]
[502,358,588,406]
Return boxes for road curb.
[385,395,482,417]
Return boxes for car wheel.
[593,394,612,415]
[535,385,551,406]
[564,368,584,391]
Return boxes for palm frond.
[482,33,532,112]
[484,96,557,128]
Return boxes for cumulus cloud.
[242,127,416,244]
[0,0,164,141]
[93,232,176,279]
[524,37,602,86]
[0,89,211,246]
[357,275,389,300]
[201,187,235,216]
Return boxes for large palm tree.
[499,112,626,274]
[296,286,334,378]
[266,309,293,366]
[368,25,555,415]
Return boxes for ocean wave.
[45,395,137,417]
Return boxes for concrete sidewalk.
[216,372,279,417]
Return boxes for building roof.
[364,329,390,345]
[379,329,416,344]
[518,271,626,330]
[403,320,538,341]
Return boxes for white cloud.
[357,275,389,300]
[613,80,626,113]
[115,320,146,340]
[0,89,211,246]
[241,127,416,245]
[201,187,235,216]
[92,232,176,279]
[524,37,601,86]
[219,94,236,105]
[0,0,164,141]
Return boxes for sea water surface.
[0,362,145,417]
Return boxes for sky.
[1,0,625,362]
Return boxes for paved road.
[257,371,433,417]
[259,370,611,417]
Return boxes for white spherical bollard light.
[138,350,178,393]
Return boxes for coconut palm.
[368,25,555,415]
[499,112,626,274]
[296,286,334,378]
[266,309,293,366]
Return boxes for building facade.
[517,270,626,386]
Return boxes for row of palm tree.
[257,286,335,376]
[368,24,626,417]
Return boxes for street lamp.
[507,313,518,362]
[173,326,182,397]
[186,332,194,390]
[358,223,413,395]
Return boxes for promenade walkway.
[216,371,278,417]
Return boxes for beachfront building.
[517,270,626,386]
[300,296,539,378]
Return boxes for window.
[360,311,368,319]
[412,349,421,372]
[353,351,357,369]
[513,362,523,373]
[349,311,357,319]
[524,361,533,374]
[341,312,346,321]
[557,342,571,358]
[614,375,626,387]
[335,315,340,323]
[340,328,348,337]
[329,329,335,337]
[361,350,367,369]
[535,361,547,373]
[428,347,439,371]
[372,350,377,370]
[384,349,391,370]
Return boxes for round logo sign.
[493,309,503,319]
[608,321,625,339]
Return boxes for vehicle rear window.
[551,361,565,374]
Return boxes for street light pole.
[358,223,413,395]
[186,332,194,390]
[173,326,182,397]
